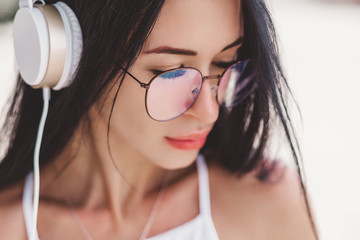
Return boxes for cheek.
[106,77,172,162]
[104,77,199,168]
[111,76,158,142]
[116,77,148,124]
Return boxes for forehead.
[143,0,243,57]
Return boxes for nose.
[185,78,220,124]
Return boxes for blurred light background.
[0,0,359,239]
[268,0,360,239]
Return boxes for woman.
[0,0,317,239]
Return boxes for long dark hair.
[0,0,317,238]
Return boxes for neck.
[39,111,197,220]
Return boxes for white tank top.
[22,155,220,240]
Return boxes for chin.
[157,150,199,170]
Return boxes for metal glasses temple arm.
[122,69,150,90]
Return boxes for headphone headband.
[19,0,34,8]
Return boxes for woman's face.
[93,0,243,169]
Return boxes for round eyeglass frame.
[124,59,253,121]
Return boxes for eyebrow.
[144,36,244,56]
[221,36,244,52]
[144,47,197,56]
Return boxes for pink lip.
[165,130,211,150]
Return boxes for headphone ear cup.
[13,6,52,87]
[13,1,83,90]
[52,1,83,90]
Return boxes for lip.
[165,130,211,150]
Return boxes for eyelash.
[150,64,185,75]
[150,61,237,75]
[213,60,237,69]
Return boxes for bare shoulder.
[0,181,27,239]
[208,162,317,240]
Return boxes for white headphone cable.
[30,87,51,240]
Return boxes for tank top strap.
[196,154,213,217]
[22,172,40,240]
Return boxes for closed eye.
[150,69,165,75]
[213,60,238,69]
[150,64,185,76]
[149,61,237,76]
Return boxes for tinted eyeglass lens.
[217,60,255,108]
[146,68,202,121]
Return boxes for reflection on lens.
[159,69,187,79]
[146,68,202,121]
[218,60,256,108]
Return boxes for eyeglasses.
[125,59,256,121]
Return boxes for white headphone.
[13,1,83,239]
[13,0,83,90]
